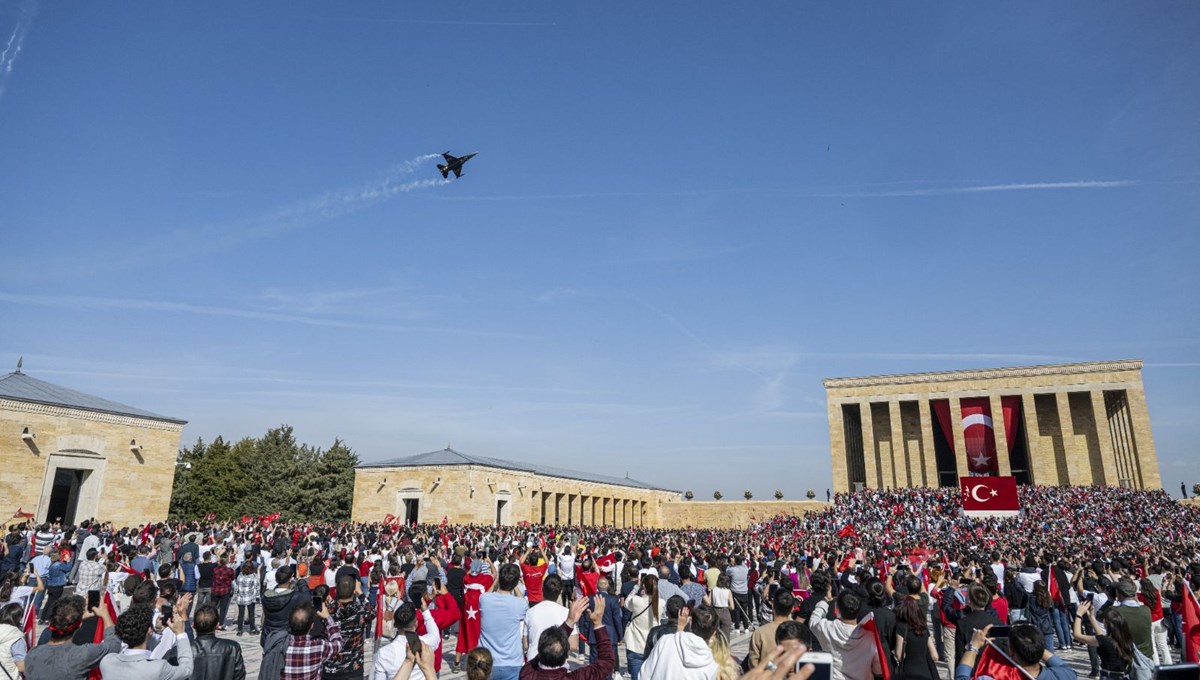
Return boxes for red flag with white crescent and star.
[960,476,1020,513]
[959,398,999,474]
[455,573,491,653]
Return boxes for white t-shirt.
[1016,570,1042,593]
[371,610,439,680]
[557,552,575,581]
[711,587,732,608]
[524,600,570,660]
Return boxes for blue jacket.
[46,559,72,587]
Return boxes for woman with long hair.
[0,602,25,679]
[710,573,735,641]
[623,573,660,680]
[1138,578,1170,665]
[707,630,741,680]
[1027,580,1057,651]
[1074,600,1135,679]
[894,597,938,680]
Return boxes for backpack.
[1128,646,1153,680]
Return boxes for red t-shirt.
[359,560,373,578]
[522,563,548,602]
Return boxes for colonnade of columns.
[828,387,1159,492]
[537,491,646,527]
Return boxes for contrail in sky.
[0,0,36,104]
[812,180,1139,198]
[201,153,448,250]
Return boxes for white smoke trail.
[383,153,441,179]
[204,154,450,249]
[0,0,37,104]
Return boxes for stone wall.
[1,399,185,528]
[659,500,827,529]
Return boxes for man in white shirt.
[372,603,440,680]
[524,575,570,661]
[557,544,576,607]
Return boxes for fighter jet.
[437,152,476,179]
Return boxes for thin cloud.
[0,292,532,340]
[307,16,548,27]
[813,180,1139,198]
[35,368,597,396]
[0,0,36,104]
[5,155,448,281]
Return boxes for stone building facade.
[0,367,187,527]
[352,448,680,527]
[824,360,1160,493]
[352,448,835,529]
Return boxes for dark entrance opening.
[495,499,508,525]
[47,468,86,525]
[1007,402,1033,485]
[403,498,419,525]
[929,402,959,487]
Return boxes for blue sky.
[1,1,1197,499]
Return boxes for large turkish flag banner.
[960,476,1019,513]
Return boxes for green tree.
[169,425,360,522]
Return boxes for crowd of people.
[0,484,1196,680]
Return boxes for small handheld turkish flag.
[960,476,1020,513]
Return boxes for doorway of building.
[403,498,420,525]
[495,499,508,525]
[46,468,87,524]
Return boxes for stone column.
[1056,392,1090,485]
[888,400,908,487]
[828,400,849,493]
[1125,387,1162,489]
[1020,393,1051,485]
[1088,391,1120,486]
[873,403,895,489]
[917,399,938,487]
[988,394,1013,477]
[949,396,970,480]
[859,401,878,488]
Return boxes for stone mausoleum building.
[824,359,1160,493]
[0,364,187,527]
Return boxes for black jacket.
[261,581,311,632]
[191,633,247,680]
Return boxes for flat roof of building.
[0,370,187,424]
[823,359,1142,389]
[358,447,678,493]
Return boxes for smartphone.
[990,625,1011,638]
[87,590,101,610]
[312,595,323,610]
[404,630,422,652]
[797,651,833,680]
[160,604,173,622]
[433,576,442,590]
[1155,664,1199,680]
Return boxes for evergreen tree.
[168,426,359,522]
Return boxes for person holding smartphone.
[280,598,343,680]
[98,603,193,679]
